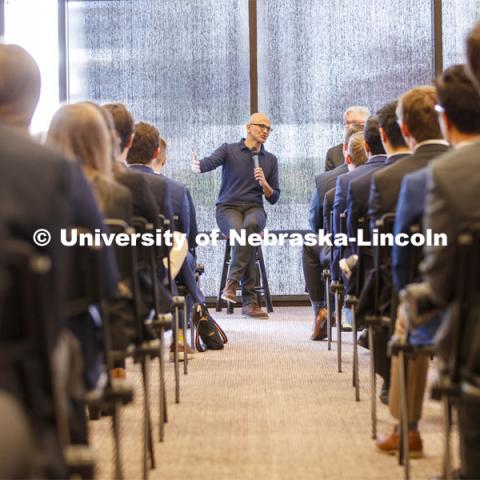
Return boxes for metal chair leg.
[112,402,123,480]
[398,350,410,479]
[158,327,166,442]
[335,291,342,373]
[183,305,188,375]
[352,304,360,401]
[368,324,377,439]
[324,273,332,351]
[173,306,180,404]
[442,397,452,480]
[141,355,155,478]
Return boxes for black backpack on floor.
[191,304,228,352]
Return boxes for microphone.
[250,147,260,169]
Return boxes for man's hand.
[254,167,273,198]
[192,151,201,173]
[254,167,267,187]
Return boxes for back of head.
[343,123,364,146]
[466,21,480,90]
[102,103,134,151]
[127,121,160,165]
[436,64,480,134]
[46,102,112,179]
[363,115,386,155]
[0,44,41,129]
[396,86,442,142]
[376,100,407,148]
[348,131,367,167]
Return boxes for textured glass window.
[67,0,250,295]
[442,1,480,68]
[257,0,434,295]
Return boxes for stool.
[215,238,273,314]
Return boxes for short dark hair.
[466,21,480,89]
[396,86,442,142]
[127,121,160,165]
[435,64,480,134]
[376,101,407,148]
[102,103,134,151]
[363,115,386,155]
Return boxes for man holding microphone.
[192,113,280,318]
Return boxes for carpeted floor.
[90,306,456,479]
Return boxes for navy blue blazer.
[345,155,388,246]
[308,163,348,232]
[392,167,427,292]
[331,161,381,279]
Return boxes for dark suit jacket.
[421,141,480,371]
[323,187,336,234]
[308,163,348,231]
[127,164,175,224]
[325,143,344,171]
[346,154,389,244]
[368,143,449,229]
[114,162,161,225]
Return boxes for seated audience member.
[127,121,216,356]
[331,131,368,283]
[346,108,400,256]
[377,64,480,459]
[102,103,174,323]
[324,106,370,171]
[368,87,449,229]
[102,103,173,225]
[0,45,116,465]
[378,65,480,454]
[304,124,363,340]
[360,90,448,404]
[46,102,133,386]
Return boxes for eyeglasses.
[251,123,273,133]
[434,104,445,113]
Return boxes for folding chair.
[0,239,94,479]
[364,213,396,439]
[104,219,157,479]
[431,229,480,480]
[344,216,366,402]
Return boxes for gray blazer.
[421,141,480,370]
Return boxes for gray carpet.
[90,306,456,479]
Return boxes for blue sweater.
[199,139,280,206]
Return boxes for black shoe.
[357,329,369,349]
[379,381,389,405]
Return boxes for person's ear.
[126,133,134,150]
[399,121,410,142]
[364,142,371,155]
[379,127,388,146]
[346,153,352,165]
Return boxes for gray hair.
[344,105,371,119]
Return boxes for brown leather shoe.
[242,303,269,319]
[376,428,423,458]
[221,279,238,304]
[311,308,328,340]
[110,368,127,380]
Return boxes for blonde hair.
[347,131,367,167]
[46,103,115,212]
[46,102,112,180]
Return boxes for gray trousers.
[216,203,266,305]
